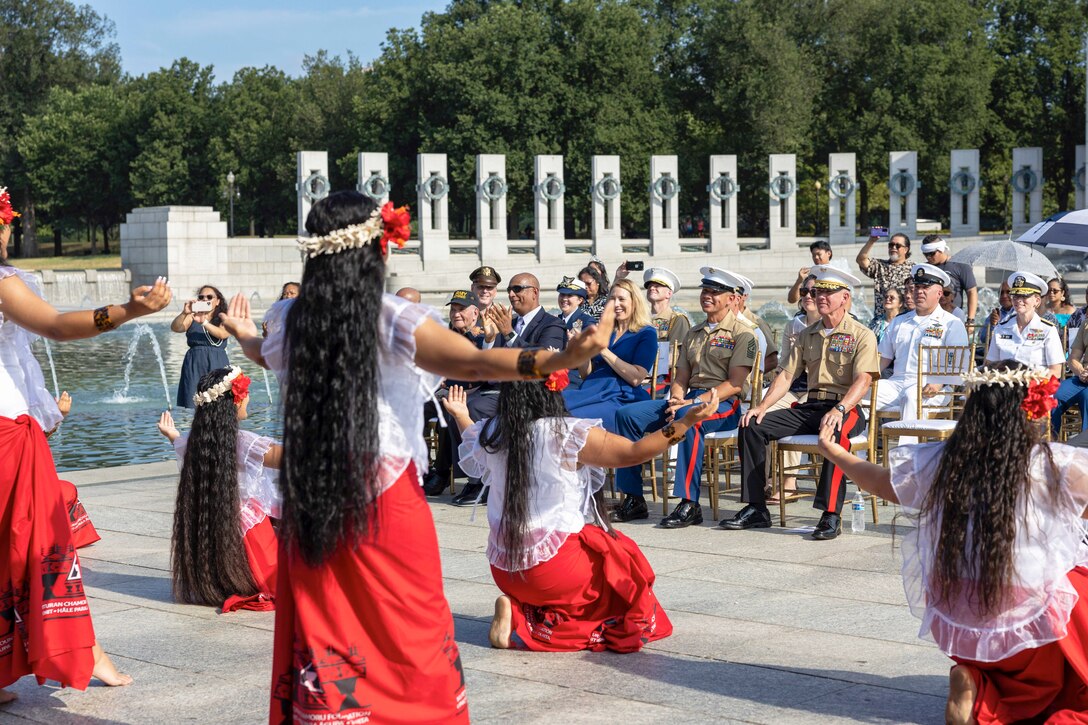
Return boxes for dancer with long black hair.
[156,366,281,612]
[444,379,716,652]
[0,186,169,699]
[219,190,615,723]
[818,361,1088,724]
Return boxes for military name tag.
[998,334,1013,340]
[828,333,856,354]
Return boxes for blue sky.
[84,0,449,79]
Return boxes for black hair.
[172,367,257,605]
[279,282,301,300]
[281,190,384,566]
[809,240,832,253]
[480,381,569,571]
[1048,277,1071,306]
[921,233,944,246]
[578,266,608,301]
[196,284,229,325]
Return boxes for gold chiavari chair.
[879,344,974,457]
[703,351,763,521]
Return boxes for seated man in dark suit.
[448,272,567,506]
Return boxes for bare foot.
[91,643,133,687]
[946,665,977,725]
[0,689,16,705]
[488,595,512,649]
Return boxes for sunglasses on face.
[798,288,816,297]
[1048,289,1062,294]
[941,290,953,297]
[508,285,537,295]
[923,251,938,258]
[197,295,216,301]
[888,243,906,249]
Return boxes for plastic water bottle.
[851,491,866,533]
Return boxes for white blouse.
[0,266,62,431]
[173,428,281,534]
[263,293,442,493]
[888,442,1088,662]
[458,417,606,572]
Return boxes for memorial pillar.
[708,155,739,252]
[768,154,797,250]
[476,154,509,264]
[534,155,566,262]
[888,151,918,239]
[591,155,622,260]
[949,149,980,237]
[1011,147,1043,236]
[649,155,681,257]
[827,152,857,245]
[296,151,329,235]
[417,153,450,265]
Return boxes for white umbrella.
[1016,209,1088,252]
[949,238,1057,278]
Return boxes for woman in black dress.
[172,285,230,408]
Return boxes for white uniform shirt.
[986,314,1064,371]
[878,307,969,381]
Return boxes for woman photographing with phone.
[171,285,230,408]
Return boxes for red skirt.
[954,566,1088,723]
[269,464,468,724]
[222,515,278,613]
[490,525,673,653]
[0,415,95,689]
[59,480,100,549]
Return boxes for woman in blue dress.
[172,285,230,408]
[563,278,657,430]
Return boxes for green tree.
[0,0,120,255]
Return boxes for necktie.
[514,316,525,335]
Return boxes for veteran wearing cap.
[732,273,777,371]
[875,264,970,423]
[919,235,978,322]
[723,265,880,540]
[985,271,1064,377]
[470,266,501,311]
[642,267,692,344]
[611,267,756,527]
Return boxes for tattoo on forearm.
[661,423,686,445]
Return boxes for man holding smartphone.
[856,230,913,321]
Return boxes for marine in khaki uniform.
[612,268,756,527]
[643,267,692,345]
[734,273,778,371]
[722,265,880,540]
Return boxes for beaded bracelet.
[516,349,545,379]
[93,306,117,332]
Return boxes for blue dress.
[563,326,657,431]
[176,321,229,408]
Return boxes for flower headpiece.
[297,202,411,258]
[0,187,21,226]
[961,366,1060,421]
[544,369,570,392]
[193,366,251,407]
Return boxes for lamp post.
[226,171,236,238]
[814,180,822,236]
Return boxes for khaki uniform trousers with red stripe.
[738,399,865,514]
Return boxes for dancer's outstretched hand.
[128,277,172,316]
[157,411,180,442]
[55,391,71,418]
[220,293,258,340]
[561,301,615,370]
[441,385,469,421]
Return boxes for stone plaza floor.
[0,462,949,724]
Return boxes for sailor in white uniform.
[985,271,1064,377]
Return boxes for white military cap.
[1007,271,1046,296]
[643,267,681,292]
[811,265,862,292]
[698,266,745,293]
[910,263,952,287]
[920,236,949,254]
[733,273,755,294]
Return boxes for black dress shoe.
[811,512,842,540]
[610,495,649,523]
[422,470,450,496]
[659,500,703,529]
[719,505,772,530]
[451,482,486,507]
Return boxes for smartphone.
[869,226,889,238]
[192,301,213,313]
[625,260,645,271]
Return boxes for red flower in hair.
[544,369,570,392]
[379,202,411,255]
[0,187,21,226]
[1020,375,1060,420]
[231,373,252,402]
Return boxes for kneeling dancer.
[445,379,718,651]
[157,366,281,612]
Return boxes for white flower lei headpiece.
[193,366,244,407]
[961,366,1053,391]
[296,206,383,259]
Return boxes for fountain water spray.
[41,338,60,398]
[262,368,273,402]
[111,323,172,406]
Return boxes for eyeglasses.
[922,251,938,258]
[888,243,906,249]
[197,295,216,301]
[941,290,954,297]
[1048,288,1062,294]
[507,285,537,295]
[798,288,816,297]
